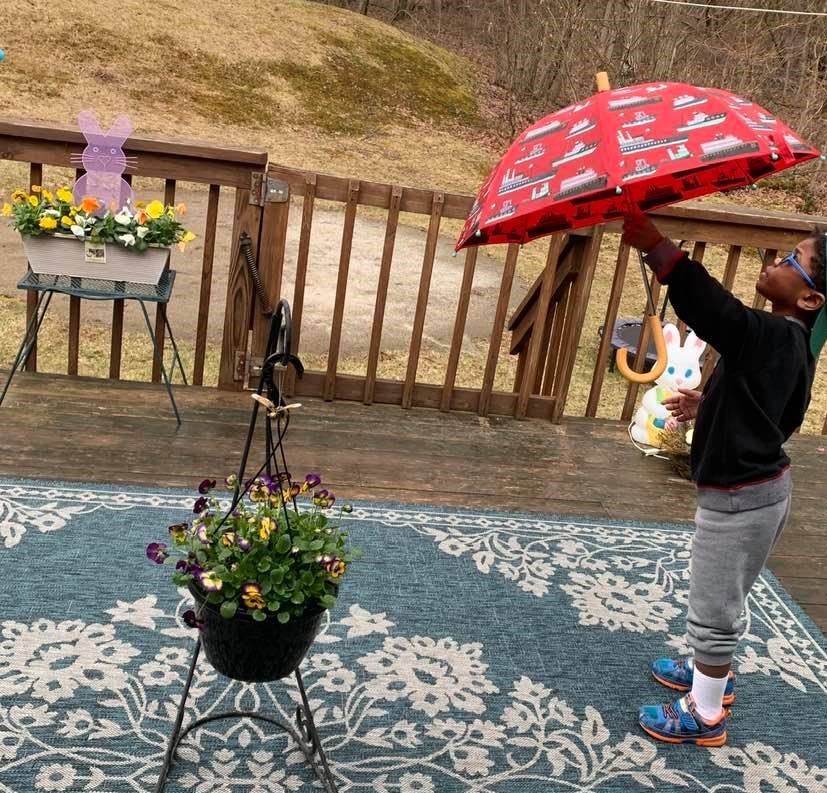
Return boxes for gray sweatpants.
[687,494,791,666]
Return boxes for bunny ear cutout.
[686,330,707,355]
[106,114,134,142]
[662,322,680,350]
[77,110,102,138]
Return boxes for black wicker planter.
[190,583,326,682]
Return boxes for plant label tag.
[84,241,106,264]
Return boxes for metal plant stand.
[0,268,186,424]
[155,300,337,792]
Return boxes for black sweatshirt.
[645,240,815,491]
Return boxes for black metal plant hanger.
[155,300,338,793]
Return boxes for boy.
[622,213,826,746]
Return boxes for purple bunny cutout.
[71,111,136,216]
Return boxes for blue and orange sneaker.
[651,658,736,706]
[639,694,728,746]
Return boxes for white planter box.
[22,234,170,285]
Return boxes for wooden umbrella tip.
[595,72,611,92]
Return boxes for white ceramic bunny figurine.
[630,323,706,448]
[72,111,135,216]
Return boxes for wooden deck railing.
[3,119,827,430]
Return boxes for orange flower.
[136,209,149,225]
[175,202,187,216]
[80,196,100,214]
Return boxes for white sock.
[690,665,728,722]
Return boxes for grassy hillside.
[0,0,492,191]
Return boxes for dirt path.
[0,188,526,358]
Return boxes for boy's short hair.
[808,228,827,295]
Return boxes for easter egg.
[0,50,6,62]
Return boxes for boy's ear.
[798,290,826,313]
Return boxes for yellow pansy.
[42,189,53,203]
[146,200,164,220]
[31,185,42,193]
[1,203,11,217]
[56,187,73,203]
[61,216,73,227]
[11,189,27,202]
[39,216,58,230]
[28,196,39,207]
[177,230,196,252]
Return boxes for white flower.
[43,208,61,217]
[136,225,149,239]
[561,572,680,633]
[9,703,54,728]
[106,595,166,631]
[138,660,181,687]
[399,772,434,793]
[389,719,421,748]
[35,763,76,791]
[0,619,139,703]
[425,718,466,742]
[340,604,394,639]
[358,635,498,717]
[114,209,132,225]
[310,652,342,672]
[57,708,94,738]
[70,225,85,238]
[117,233,136,247]
[451,744,494,776]
[467,719,506,747]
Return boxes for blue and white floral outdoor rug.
[1,478,825,793]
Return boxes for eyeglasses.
[779,252,817,290]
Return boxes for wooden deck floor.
[1,371,825,631]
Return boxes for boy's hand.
[661,388,703,422]
[622,212,664,252]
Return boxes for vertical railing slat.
[479,243,520,417]
[193,184,220,386]
[286,175,317,397]
[364,185,403,404]
[678,241,707,338]
[402,192,444,409]
[543,282,571,397]
[586,242,631,417]
[516,234,564,418]
[440,246,479,412]
[324,180,360,401]
[151,178,176,383]
[621,272,662,422]
[752,248,776,310]
[24,163,43,372]
[108,171,129,379]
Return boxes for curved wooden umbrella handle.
[616,315,668,384]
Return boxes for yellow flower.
[56,187,73,203]
[146,200,164,220]
[31,185,42,193]
[61,216,73,227]
[28,196,39,207]
[11,189,27,203]
[1,203,11,217]
[177,230,196,252]
[39,216,58,230]
[259,516,275,541]
[42,189,54,203]
[136,209,148,225]
[134,200,146,208]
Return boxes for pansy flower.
[225,474,238,488]
[168,523,188,543]
[241,582,266,610]
[195,524,209,544]
[236,535,252,552]
[198,478,216,495]
[259,516,275,541]
[193,496,208,514]
[320,555,347,578]
[220,531,236,548]
[146,542,169,564]
[182,610,204,629]
[302,473,321,493]
[250,479,270,502]
[199,570,223,592]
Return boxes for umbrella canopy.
[456,80,821,251]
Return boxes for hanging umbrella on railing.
[456,72,822,383]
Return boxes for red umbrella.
[458,74,821,382]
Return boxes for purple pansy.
[193,496,208,514]
[197,478,217,495]
[183,610,204,629]
[305,473,321,489]
[236,535,252,552]
[146,542,169,564]
[195,524,209,544]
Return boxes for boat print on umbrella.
[515,144,547,165]
[618,129,689,154]
[522,118,567,143]
[565,118,597,138]
[785,133,812,154]
[622,159,658,181]
[621,111,657,129]
[673,94,707,110]
[552,140,598,166]
[554,167,608,200]
[608,94,662,111]
[645,83,669,93]
[486,199,517,224]
[667,143,692,160]
[531,181,551,201]
[498,165,559,196]
[700,133,760,161]
[677,111,727,131]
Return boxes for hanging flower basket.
[22,233,170,285]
